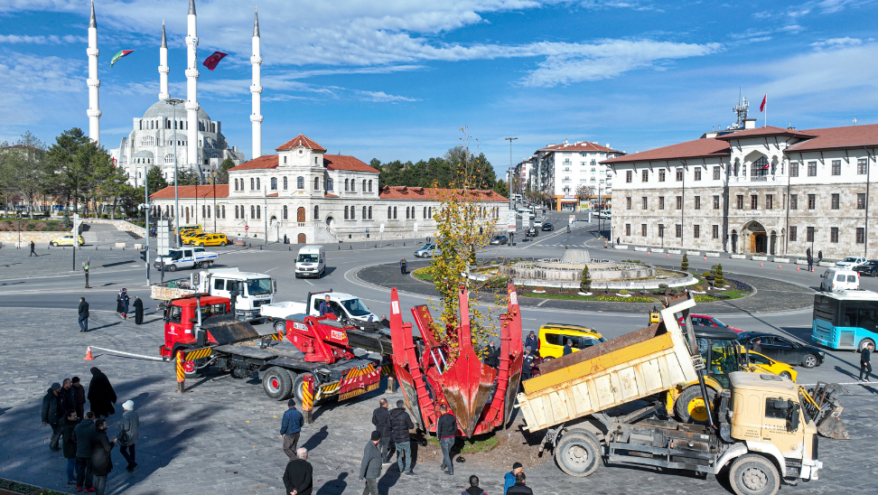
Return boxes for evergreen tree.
[214,157,236,185]
[715,263,725,287]
[681,253,689,272]
[146,166,168,194]
[580,264,592,293]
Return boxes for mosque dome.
[142,100,211,122]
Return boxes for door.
[297,233,306,244]
[297,207,306,223]
[212,278,228,298]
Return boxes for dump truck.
[516,292,824,495]
[151,267,276,322]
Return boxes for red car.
[677,314,744,333]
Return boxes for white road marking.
[265,267,278,273]
[303,279,314,286]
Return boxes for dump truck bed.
[517,297,699,432]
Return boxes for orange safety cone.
[703,256,707,262]
[667,253,670,258]
[797,265,800,271]
[84,346,94,361]
[760,262,764,268]
[778,264,782,269]
[647,251,650,256]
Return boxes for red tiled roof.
[229,155,279,171]
[787,123,878,152]
[602,137,729,164]
[378,186,507,202]
[275,134,327,152]
[324,193,339,198]
[266,193,278,197]
[715,125,815,141]
[324,154,379,173]
[538,141,620,153]
[149,184,229,199]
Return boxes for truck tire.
[294,373,316,403]
[168,264,177,272]
[675,385,717,424]
[274,319,287,333]
[554,430,601,477]
[262,367,293,400]
[728,454,780,495]
[858,338,875,352]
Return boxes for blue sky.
[1,0,878,177]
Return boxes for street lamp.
[166,97,186,247]
[212,170,217,233]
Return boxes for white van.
[820,268,860,292]
[295,245,326,278]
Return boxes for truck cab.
[207,270,276,322]
[160,295,230,361]
[308,291,378,324]
[295,245,326,278]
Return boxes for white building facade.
[534,141,622,211]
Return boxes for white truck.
[150,267,276,322]
[261,290,380,332]
[295,245,326,278]
[153,246,219,272]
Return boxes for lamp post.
[505,137,517,196]
[212,170,217,233]
[167,98,185,247]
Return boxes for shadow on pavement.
[301,425,328,451]
[315,472,348,495]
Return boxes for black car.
[525,227,538,237]
[541,222,554,231]
[736,332,825,368]
[856,260,878,276]
[490,235,508,245]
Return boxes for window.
[625,224,631,236]
[832,160,841,175]
[858,193,866,209]
[790,226,797,242]
[345,179,349,191]
[314,177,320,190]
[297,176,304,189]
[790,194,798,210]
[626,197,632,210]
[641,170,649,182]
[283,205,288,220]
[327,178,333,191]
[362,179,366,191]
[857,228,865,244]
[659,170,666,182]
[282,176,288,190]
[351,206,355,220]
[641,224,647,236]
[712,195,720,210]
[790,162,799,177]
[250,178,254,190]
[344,206,349,220]
[642,197,647,210]
[831,193,840,209]
[765,398,793,420]
[368,180,373,192]
[250,205,255,219]
[752,157,768,177]
[749,195,757,209]
[736,195,744,210]
[659,224,665,237]
[313,205,319,220]
[712,225,719,239]
[694,196,701,210]
[659,197,665,210]
[766,194,773,210]
[831,227,839,243]
[405,207,410,219]
[858,158,868,175]
[808,194,816,209]
[235,205,239,219]
[713,166,721,180]
[388,206,392,218]
[807,161,817,176]
[676,169,683,181]
[675,224,682,238]
[626,171,632,183]
[256,205,261,219]
[256,178,260,190]
[694,225,700,238]
[423,207,427,218]
[221,206,225,219]
[393,206,397,219]
[350,180,356,192]
[806,226,815,242]
[271,177,277,190]
[676,196,682,210]
[368,206,372,219]
[694,168,702,181]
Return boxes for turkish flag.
[202,51,228,71]
[760,93,767,112]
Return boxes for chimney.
[744,119,756,130]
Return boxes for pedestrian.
[400,257,407,275]
[72,376,86,419]
[61,409,81,485]
[503,462,523,495]
[463,475,487,495]
[818,250,823,263]
[389,400,415,475]
[90,418,116,495]
[133,297,144,325]
[115,290,123,315]
[30,240,37,256]
[749,338,763,354]
[280,398,304,461]
[283,447,313,495]
[87,367,117,418]
[380,315,390,328]
[371,398,393,463]
[75,412,96,493]
[506,472,533,495]
[84,259,91,289]
[318,295,332,316]
[78,298,89,333]
[484,341,500,368]
[359,431,383,495]
[859,342,873,382]
[61,378,77,414]
[524,331,537,354]
[807,252,813,272]
[118,400,139,471]
[118,288,130,319]
[522,348,534,381]
[41,382,63,451]
[437,404,457,475]
[616,237,620,245]
[563,339,574,356]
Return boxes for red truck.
[160,294,382,402]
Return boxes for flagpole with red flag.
[760,93,767,127]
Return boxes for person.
[280,398,304,461]
[400,257,407,275]
[359,431,382,495]
[115,290,124,315]
[318,295,332,316]
[563,339,574,356]
[30,240,37,257]
[61,409,81,485]
[463,475,487,495]
[389,400,415,475]
[42,383,63,450]
[503,462,524,495]
[61,378,77,414]
[437,404,456,475]
[524,331,537,354]
[87,367,117,418]
[84,259,90,289]
[484,341,500,369]
[380,315,390,328]
[75,412,96,493]
[72,376,86,419]
[522,347,534,380]
[818,250,823,263]
[133,297,144,325]
[750,338,763,354]
[90,418,116,495]
[119,288,130,319]
[567,224,571,234]
[860,342,873,382]
[371,398,393,463]
[506,472,533,495]
[118,400,139,471]
[616,237,620,245]
[78,298,90,333]
[283,447,313,495]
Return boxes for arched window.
[257,205,261,219]
[351,206,355,220]
[368,206,372,219]
[327,178,333,191]
[314,177,320,190]
[313,205,319,220]
[250,205,255,219]
[256,178,261,190]
[164,154,174,165]
[283,177,288,190]
[429,207,432,219]
[297,176,304,189]
[250,178,254,190]
[345,179,349,191]
[350,180,355,192]
[362,206,367,219]
[388,206,392,219]
[271,177,277,190]
[752,157,768,177]
[344,206,349,220]
[362,179,366,191]
[283,205,288,220]
[423,207,427,218]
[283,156,287,164]
[235,205,239,219]
[393,206,397,219]
[222,206,225,219]
[405,207,409,219]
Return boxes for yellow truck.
[517,293,824,495]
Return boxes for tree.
[214,157,236,185]
[175,169,199,186]
[146,166,168,194]
[3,132,50,218]
[576,184,595,210]
[46,128,111,218]
[714,263,725,287]
[580,264,592,293]
[374,147,498,190]
[493,179,509,198]
[681,253,689,272]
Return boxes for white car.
[836,256,866,269]
[414,243,437,258]
[534,220,544,228]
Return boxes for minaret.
[87,1,101,145]
[158,20,170,101]
[250,6,263,159]
[185,0,199,168]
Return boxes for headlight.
[818,351,825,356]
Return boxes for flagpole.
[765,93,767,128]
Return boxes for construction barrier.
[302,374,314,424]
[176,352,185,393]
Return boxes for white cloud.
[811,37,864,48]
[0,51,83,130]
[355,90,419,102]
[0,34,84,44]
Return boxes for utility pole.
[264,186,268,245]
[505,137,517,195]
[168,98,185,247]
[212,170,217,233]
[144,164,151,285]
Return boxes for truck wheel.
[554,430,600,477]
[728,454,780,495]
[675,385,716,424]
[274,319,287,333]
[262,367,293,400]
[294,373,317,403]
[859,339,875,352]
[168,264,177,272]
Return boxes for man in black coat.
[75,412,96,492]
[389,400,415,475]
[522,347,535,380]
[71,376,86,419]
[282,447,313,495]
[119,288,130,319]
[133,297,144,325]
[371,398,393,462]
[91,418,116,495]
[436,404,457,475]
[78,298,89,333]
[359,431,382,495]
[87,368,117,418]
[524,332,538,355]
[484,341,500,369]
[41,383,63,450]
[506,472,534,495]
[61,410,81,484]
[860,342,873,382]
[61,378,77,415]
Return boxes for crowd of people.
[40,367,139,495]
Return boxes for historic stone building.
[607,118,878,259]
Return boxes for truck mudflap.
[319,363,381,401]
[801,382,849,440]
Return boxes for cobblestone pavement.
[1,308,875,495]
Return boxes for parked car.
[534,220,544,228]
[541,222,554,231]
[537,323,606,360]
[490,235,508,245]
[525,227,538,238]
[855,260,878,276]
[414,243,437,258]
[820,268,860,292]
[676,314,744,333]
[192,233,228,247]
[836,256,866,269]
[736,332,825,368]
[50,234,84,247]
[745,351,797,381]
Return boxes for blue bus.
[812,290,878,351]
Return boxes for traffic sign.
[245,225,250,231]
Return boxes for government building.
[607,103,878,259]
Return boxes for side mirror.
[272,279,277,293]
[788,403,801,432]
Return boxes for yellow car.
[50,234,85,247]
[746,351,797,381]
[537,323,606,360]
[181,232,207,245]
[192,233,228,247]
[175,225,203,236]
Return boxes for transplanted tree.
[580,264,592,293]
[714,263,726,287]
